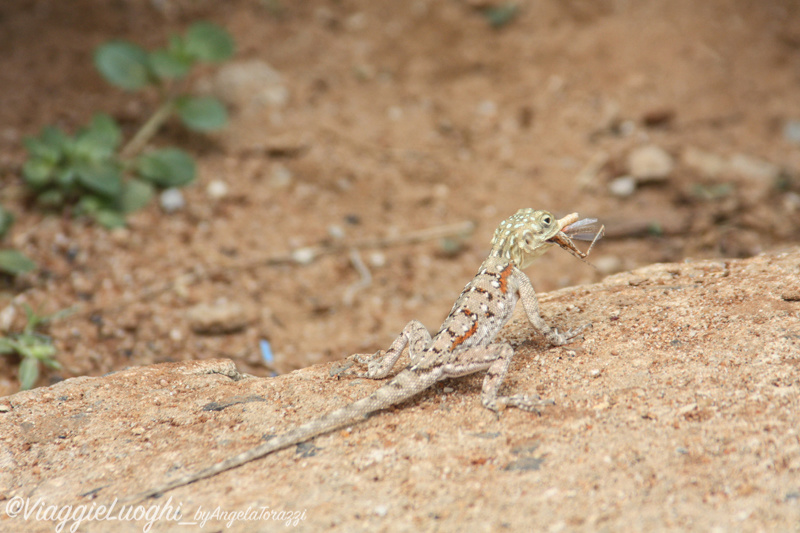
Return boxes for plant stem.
[120,99,176,159]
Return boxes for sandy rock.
[1,250,799,531]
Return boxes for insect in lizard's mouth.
[548,216,605,260]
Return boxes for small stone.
[641,107,675,127]
[160,188,185,213]
[328,225,345,240]
[206,180,228,199]
[608,176,636,197]
[727,153,780,183]
[208,59,289,109]
[269,164,293,189]
[682,147,726,178]
[291,247,316,265]
[628,145,674,181]
[368,252,386,268]
[0,305,16,333]
[783,120,800,144]
[187,299,251,335]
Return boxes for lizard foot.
[483,394,555,415]
[546,322,592,346]
[331,350,387,379]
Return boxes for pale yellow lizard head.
[490,209,576,268]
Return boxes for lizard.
[125,208,602,503]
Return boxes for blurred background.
[1,0,798,394]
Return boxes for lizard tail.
[126,368,436,503]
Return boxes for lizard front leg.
[516,272,587,346]
[439,343,551,413]
[339,320,431,379]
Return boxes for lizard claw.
[329,359,355,378]
[547,322,591,346]
[483,394,555,415]
[332,350,386,379]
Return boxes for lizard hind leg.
[438,343,553,414]
[350,320,431,379]
[480,343,554,413]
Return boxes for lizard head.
[490,209,569,268]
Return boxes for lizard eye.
[542,215,552,225]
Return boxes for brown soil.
[3,0,799,396]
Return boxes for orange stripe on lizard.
[450,310,478,350]
[498,264,513,294]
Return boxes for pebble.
[608,176,636,197]
[186,299,251,335]
[727,153,780,183]
[628,145,674,181]
[160,188,185,213]
[681,147,726,178]
[0,304,16,332]
[291,247,316,265]
[783,120,800,144]
[328,225,345,240]
[206,180,229,199]
[207,59,289,109]
[270,164,293,189]
[368,251,386,268]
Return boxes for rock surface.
[1,250,799,532]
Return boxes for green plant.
[0,205,35,275]
[21,21,234,228]
[0,305,72,390]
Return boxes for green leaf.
[483,4,519,28]
[35,189,65,208]
[0,205,13,239]
[42,357,62,371]
[94,41,151,90]
[24,127,67,163]
[16,335,56,361]
[0,250,36,275]
[0,338,16,354]
[93,209,127,229]
[119,178,154,213]
[136,148,196,187]
[55,168,77,188]
[76,195,104,214]
[22,159,56,188]
[18,356,39,390]
[75,162,123,198]
[184,22,234,62]
[149,48,193,80]
[75,114,122,159]
[176,96,227,132]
